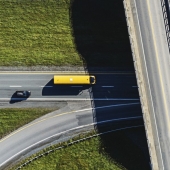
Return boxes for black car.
[16,91,31,98]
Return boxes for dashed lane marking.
[9,86,22,87]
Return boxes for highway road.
[0,72,139,101]
[0,71,144,169]
[133,0,170,169]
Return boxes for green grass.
[0,108,56,139]
[11,132,124,170]
[11,130,149,170]
[0,0,133,68]
[0,0,82,66]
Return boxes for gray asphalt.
[0,72,143,169]
[0,102,142,169]
[135,0,170,169]
[0,72,139,101]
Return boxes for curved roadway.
[0,102,142,169]
[0,71,143,169]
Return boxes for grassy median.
[0,108,56,139]
[0,0,133,67]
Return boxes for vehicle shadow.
[9,92,27,104]
[42,78,91,96]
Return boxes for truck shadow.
[42,78,91,96]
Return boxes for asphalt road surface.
[0,72,139,101]
[0,102,143,169]
[135,0,170,169]
[0,71,144,169]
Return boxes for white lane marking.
[74,103,140,113]
[0,102,140,142]
[93,102,140,111]
[71,86,83,87]
[132,86,138,87]
[0,72,135,75]
[0,98,140,101]
[102,86,114,87]
[0,118,143,167]
[97,116,142,124]
[9,86,22,87]
[40,86,53,88]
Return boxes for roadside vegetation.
[0,0,82,66]
[0,108,56,139]
[10,131,124,170]
[11,130,149,170]
[0,0,133,68]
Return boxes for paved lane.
[0,102,143,169]
[0,72,139,101]
[0,71,144,169]
[134,0,170,169]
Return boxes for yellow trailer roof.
[54,75,94,84]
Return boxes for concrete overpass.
[124,0,170,169]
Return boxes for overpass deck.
[124,0,170,169]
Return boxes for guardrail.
[160,0,170,51]
[1,115,143,170]
[15,125,143,170]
